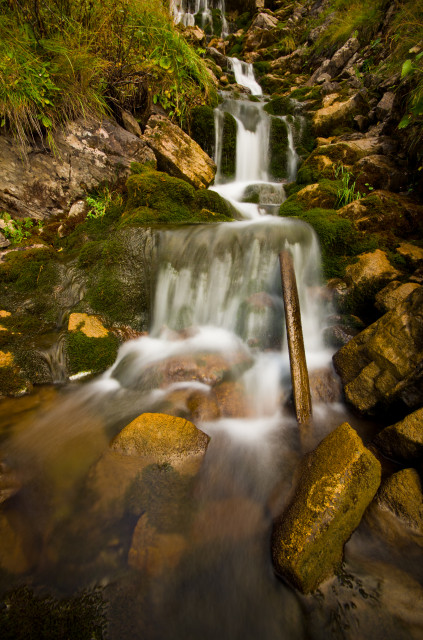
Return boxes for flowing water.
[1,62,423,639]
[171,0,228,37]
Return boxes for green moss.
[221,112,237,179]
[264,95,295,116]
[0,248,58,293]
[280,205,361,278]
[0,365,28,396]
[253,61,271,77]
[269,118,289,179]
[77,241,105,269]
[194,189,236,219]
[290,86,322,102]
[190,105,215,158]
[66,330,119,376]
[0,585,107,640]
[126,167,196,212]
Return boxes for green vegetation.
[269,118,289,179]
[0,247,58,293]
[0,0,216,148]
[66,330,119,375]
[334,163,363,207]
[189,105,215,157]
[0,212,42,245]
[264,96,294,116]
[279,203,381,278]
[220,112,237,178]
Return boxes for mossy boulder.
[338,191,423,237]
[344,249,401,288]
[0,350,30,397]
[264,96,295,116]
[190,105,216,158]
[272,422,381,594]
[83,227,157,330]
[66,316,119,377]
[312,93,367,137]
[269,118,289,179]
[295,180,340,210]
[111,413,210,475]
[375,281,420,314]
[123,167,235,225]
[220,112,237,179]
[373,407,423,463]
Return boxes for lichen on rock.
[272,422,381,593]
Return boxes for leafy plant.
[0,212,42,244]
[86,187,114,220]
[334,163,362,207]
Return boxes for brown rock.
[128,513,187,575]
[214,381,250,418]
[375,281,421,313]
[333,287,423,413]
[309,367,343,403]
[397,242,423,266]
[312,93,367,136]
[344,249,401,288]
[373,407,423,462]
[375,468,423,535]
[187,389,221,422]
[143,114,216,189]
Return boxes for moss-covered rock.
[272,422,381,594]
[190,105,216,158]
[295,180,340,210]
[373,407,423,463]
[66,328,119,377]
[122,166,234,225]
[333,287,423,414]
[269,118,289,179]
[264,95,295,116]
[220,112,237,179]
[0,350,30,397]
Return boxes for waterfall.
[229,57,263,96]
[171,0,228,37]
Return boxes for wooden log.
[279,250,312,425]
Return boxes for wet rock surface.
[272,422,381,593]
[373,407,423,463]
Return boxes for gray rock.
[120,109,142,137]
[0,117,156,219]
[251,12,278,30]
[0,232,10,249]
[375,92,396,121]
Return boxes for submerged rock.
[128,513,187,576]
[333,286,423,413]
[143,114,216,189]
[111,412,210,474]
[373,407,423,462]
[272,422,381,593]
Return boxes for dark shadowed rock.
[373,407,423,462]
[333,287,423,413]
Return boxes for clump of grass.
[334,163,362,207]
[0,0,216,148]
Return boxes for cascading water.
[2,52,421,640]
[171,0,228,37]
